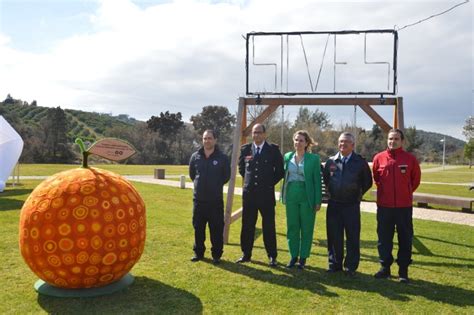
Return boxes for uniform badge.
[399,164,407,174]
[329,163,337,176]
[213,160,218,166]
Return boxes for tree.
[464,139,473,168]
[4,94,14,104]
[146,111,184,136]
[190,106,236,153]
[462,116,473,139]
[293,106,332,130]
[146,111,186,164]
[190,106,235,138]
[404,126,423,160]
[41,107,74,163]
[354,125,387,161]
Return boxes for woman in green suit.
[281,130,322,269]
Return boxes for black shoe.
[399,276,409,284]
[286,257,298,268]
[326,267,342,273]
[399,267,409,284]
[297,258,306,269]
[374,266,391,279]
[236,255,251,263]
[212,258,221,265]
[191,255,203,262]
[269,257,278,267]
[344,269,356,277]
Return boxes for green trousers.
[285,181,316,259]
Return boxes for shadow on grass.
[0,198,25,211]
[218,260,474,306]
[1,187,31,197]
[0,187,30,211]
[306,265,474,306]
[417,235,474,249]
[216,260,338,297]
[37,276,202,313]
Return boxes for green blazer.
[281,151,322,208]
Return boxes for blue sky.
[0,0,472,140]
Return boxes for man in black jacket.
[323,132,372,275]
[236,124,284,266]
[189,130,230,264]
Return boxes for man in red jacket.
[372,129,421,283]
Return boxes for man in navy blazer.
[236,123,284,266]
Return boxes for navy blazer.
[238,141,284,205]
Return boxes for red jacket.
[372,147,421,208]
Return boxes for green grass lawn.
[420,166,473,184]
[16,164,189,176]
[15,164,474,185]
[416,184,472,198]
[1,180,473,314]
[419,163,443,170]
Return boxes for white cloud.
[0,32,10,46]
[0,0,471,139]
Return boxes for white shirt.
[253,141,265,154]
[337,151,352,163]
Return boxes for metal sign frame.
[246,29,398,96]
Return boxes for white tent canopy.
[0,115,24,192]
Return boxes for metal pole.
[281,105,284,152]
[442,136,446,170]
[353,105,357,148]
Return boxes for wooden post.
[396,97,405,130]
[241,102,247,145]
[223,98,244,244]
[359,104,392,132]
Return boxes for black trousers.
[376,206,413,268]
[240,191,277,258]
[326,200,361,271]
[192,200,224,259]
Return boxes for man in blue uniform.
[236,124,284,266]
[323,132,372,276]
[189,130,230,264]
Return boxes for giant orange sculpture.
[19,138,145,291]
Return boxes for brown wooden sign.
[88,138,136,161]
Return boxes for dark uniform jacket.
[323,152,372,203]
[238,141,284,206]
[189,146,230,202]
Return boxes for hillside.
[0,97,468,165]
[0,100,138,142]
[418,129,465,153]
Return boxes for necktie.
[255,146,260,157]
[341,156,346,171]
